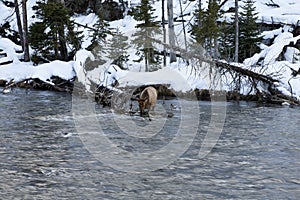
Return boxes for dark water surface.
[0,88,299,199]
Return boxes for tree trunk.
[167,0,176,63]
[214,37,218,58]
[179,0,188,51]
[54,33,59,59]
[145,49,149,72]
[58,0,67,61]
[22,0,30,62]
[14,0,24,49]
[234,0,240,95]
[234,0,239,62]
[59,28,68,61]
[88,0,97,12]
[197,0,202,28]
[162,0,166,67]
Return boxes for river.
[0,88,299,199]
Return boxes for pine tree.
[130,0,161,71]
[219,0,261,62]
[86,14,110,67]
[107,29,129,69]
[87,15,110,51]
[29,0,82,63]
[219,10,236,61]
[191,0,221,58]
[239,0,262,61]
[65,0,90,14]
[131,0,159,28]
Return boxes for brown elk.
[137,86,157,116]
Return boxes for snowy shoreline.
[1,46,300,106]
[1,0,300,106]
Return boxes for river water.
[0,88,299,199]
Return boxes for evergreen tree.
[130,0,161,71]
[87,15,110,51]
[86,14,110,67]
[190,1,204,43]
[220,0,261,62]
[219,12,236,61]
[65,0,90,14]
[239,0,262,61]
[29,0,82,63]
[191,0,221,58]
[131,0,159,28]
[107,29,129,69]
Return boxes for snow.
[97,64,210,92]
[262,27,283,40]
[31,60,75,84]
[0,60,75,85]
[256,1,300,26]
[244,31,300,66]
[72,13,99,49]
[221,0,300,26]
[284,47,300,63]
[0,37,23,64]
[242,26,300,98]
[0,0,39,31]
[73,49,96,91]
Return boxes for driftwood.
[95,85,113,107]
[1,76,74,93]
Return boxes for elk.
[137,86,157,117]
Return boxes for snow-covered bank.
[73,49,212,93]
[1,0,300,105]
[0,60,75,86]
[242,28,300,100]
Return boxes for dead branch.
[147,35,300,104]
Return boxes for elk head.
[137,97,148,116]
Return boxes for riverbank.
[0,76,74,93]
[2,78,296,107]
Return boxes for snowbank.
[242,28,300,99]
[93,63,214,93]
[0,61,75,85]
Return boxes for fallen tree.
[147,36,300,105]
